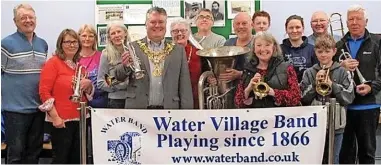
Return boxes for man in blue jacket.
[334,4,381,164]
[1,4,48,163]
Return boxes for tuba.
[197,46,250,109]
[329,13,345,37]
[253,77,270,99]
[70,64,88,103]
[339,49,370,85]
[316,65,332,96]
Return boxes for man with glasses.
[1,4,48,163]
[307,11,341,45]
[193,9,226,49]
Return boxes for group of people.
[1,3,381,165]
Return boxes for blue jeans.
[4,111,45,164]
[323,131,344,164]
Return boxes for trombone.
[329,13,345,37]
[339,49,370,85]
[316,65,332,97]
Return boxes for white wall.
[262,1,381,42]
[1,1,95,56]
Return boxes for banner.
[91,106,327,164]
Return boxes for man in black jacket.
[333,4,381,164]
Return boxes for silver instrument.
[70,64,87,103]
[197,46,250,109]
[329,13,345,38]
[189,34,205,50]
[339,49,370,85]
[122,40,145,79]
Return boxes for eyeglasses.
[311,19,328,24]
[19,15,35,22]
[63,40,79,46]
[198,15,213,20]
[80,35,95,39]
[171,29,188,34]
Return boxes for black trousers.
[339,108,380,164]
[51,121,81,164]
[108,99,125,109]
[4,111,45,164]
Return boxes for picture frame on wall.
[97,26,107,47]
[184,0,204,26]
[205,0,225,27]
[227,0,255,19]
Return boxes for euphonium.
[316,65,332,96]
[339,49,370,85]
[70,64,88,103]
[253,77,270,99]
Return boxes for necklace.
[187,46,193,63]
[137,40,175,77]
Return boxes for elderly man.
[193,8,226,49]
[218,12,254,109]
[333,5,381,164]
[1,4,48,163]
[308,11,341,45]
[115,7,193,109]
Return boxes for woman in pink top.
[78,24,107,108]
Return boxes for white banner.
[91,106,327,164]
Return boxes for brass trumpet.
[70,64,88,103]
[339,49,370,85]
[316,65,332,96]
[253,78,270,99]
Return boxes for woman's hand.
[80,79,92,93]
[52,116,65,128]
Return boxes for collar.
[16,30,36,41]
[147,37,165,46]
[347,34,365,41]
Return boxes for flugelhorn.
[339,49,370,85]
[316,65,332,96]
[70,64,88,103]
[253,77,270,99]
[123,40,145,79]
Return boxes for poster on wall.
[97,26,107,47]
[153,0,181,17]
[227,0,255,19]
[128,26,147,42]
[184,0,204,26]
[124,4,152,24]
[205,0,225,27]
[96,4,125,24]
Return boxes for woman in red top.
[39,29,93,164]
[170,19,216,109]
[235,31,301,108]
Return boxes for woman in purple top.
[78,24,107,108]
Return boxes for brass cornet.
[316,65,332,96]
[339,49,370,85]
[253,77,270,99]
[70,64,88,103]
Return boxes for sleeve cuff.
[38,98,55,112]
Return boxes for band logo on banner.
[92,106,327,164]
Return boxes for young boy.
[300,34,355,164]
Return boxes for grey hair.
[253,31,283,57]
[170,18,191,36]
[145,6,167,23]
[347,4,368,20]
[103,21,129,65]
[13,4,35,19]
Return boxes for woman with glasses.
[97,21,129,109]
[170,18,216,109]
[39,29,93,163]
[78,24,107,108]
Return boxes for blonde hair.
[315,34,336,50]
[13,4,35,19]
[78,24,98,50]
[103,21,129,65]
[253,31,282,57]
